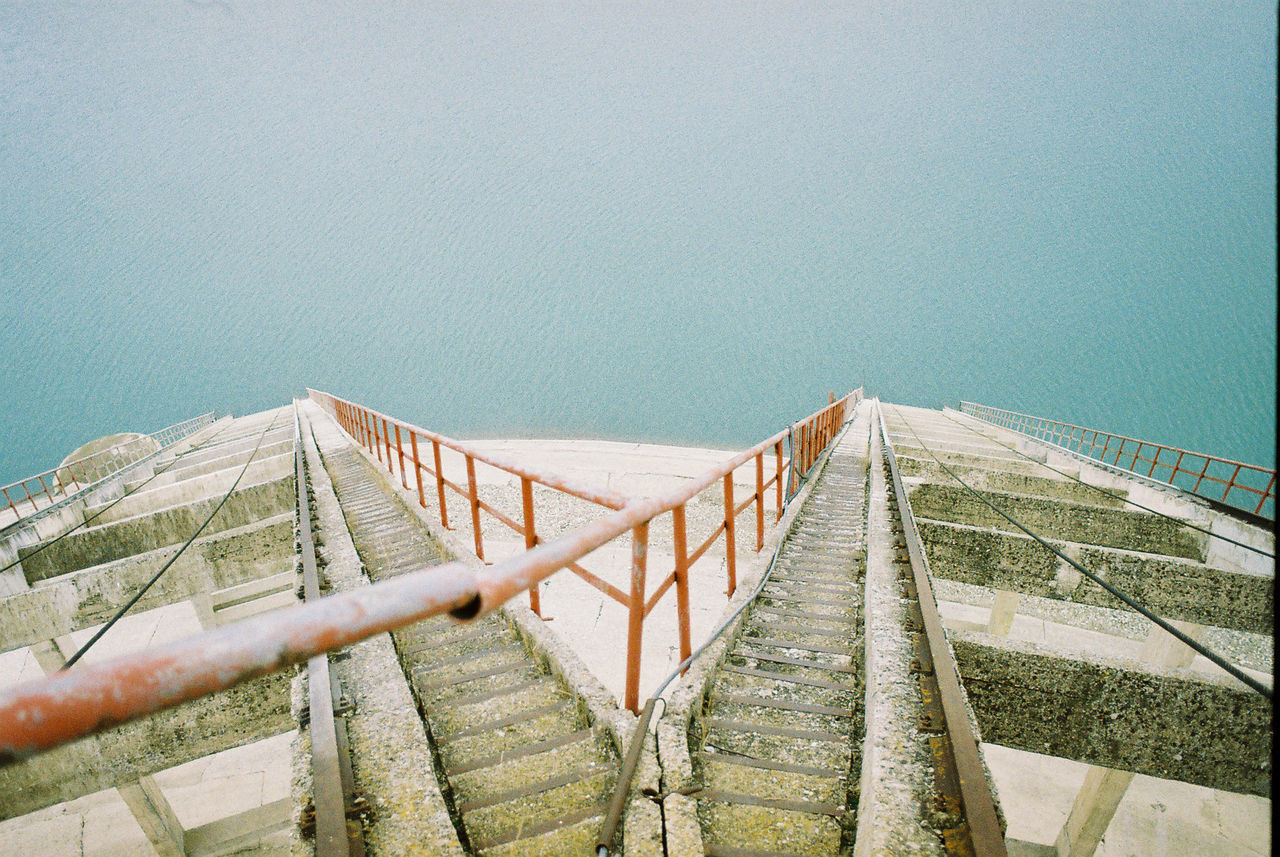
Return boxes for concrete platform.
[2,399,1271,856]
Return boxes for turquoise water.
[1,2,1275,486]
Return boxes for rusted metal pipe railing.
[312,388,857,710]
[960,401,1275,519]
[0,389,861,756]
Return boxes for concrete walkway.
[1,401,1270,855]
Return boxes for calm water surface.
[1,1,1275,484]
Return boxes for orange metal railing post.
[624,522,650,713]
[1223,464,1242,502]
[774,440,784,519]
[394,425,407,489]
[382,418,394,475]
[672,504,692,668]
[1258,474,1275,515]
[432,440,449,529]
[466,455,484,561]
[754,452,765,552]
[786,427,797,499]
[521,477,541,616]
[366,411,380,461]
[723,472,737,596]
[410,433,426,508]
[1193,457,1211,494]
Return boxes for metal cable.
[888,404,1271,699]
[938,408,1274,558]
[61,412,283,669]
[0,417,241,576]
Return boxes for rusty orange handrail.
[960,401,1275,519]
[0,389,859,758]
[0,388,859,755]
[309,388,860,710]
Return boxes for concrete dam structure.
[0,391,1271,857]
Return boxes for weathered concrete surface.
[87,451,294,527]
[19,476,295,582]
[855,410,950,857]
[938,407,1276,575]
[296,411,464,857]
[907,483,1207,561]
[897,455,1117,508]
[145,418,291,475]
[0,515,294,652]
[304,397,632,743]
[57,432,160,486]
[0,419,236,595]
[0,671,292,819]
[138,438,296,492]
[656,406,855,857]
[887,444,1050,478]
[917,518,1273,634]
[950,630,1271,797]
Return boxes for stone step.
[18,477,295,581]
[918,517,1273,634]
[149,423,294,475]
[699,796,846,856]
[896,454,1114,506]
[318,444,620,856]
[908,482,1207,561]
[694,436,868,856]
[137,437,296,491]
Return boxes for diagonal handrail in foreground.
[959,401,1275,519]
[0,389,860,761]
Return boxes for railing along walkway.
[316,431,619,854]
[1,413,218,528]
[308,388,859,710]
[960,401,1275,519]
[0,387,859,758]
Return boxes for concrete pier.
[0,397,1270,856]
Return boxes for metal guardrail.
[1,412,218,521]
[959,401,1275,519]
[0,390,860,762]
[309,388,859,711]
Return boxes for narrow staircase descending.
[315,440,621,856]
[690,416,871,856]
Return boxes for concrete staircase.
[1,396,1269,857]
[16,409,294,583]
[317,444,621,856]
[689,418,869,856]
[0,408,300,857]
[880,403,1272,852]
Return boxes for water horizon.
[2,1,1275,486]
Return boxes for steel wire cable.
[887,404,1271,699]
[0,416,246,576]
[61,411,284,669]
[936,408,1274,558]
